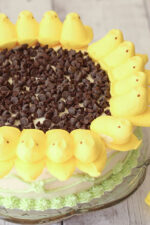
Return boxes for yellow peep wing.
[145,70,150,85]
[15,159,45,182]
[76,146,106,177]
[145,192,150,206]
[148,87,150,104]
[107,134,141,151]
[0,159,14,178]
[85,25,93,43]
[127,108,150,127]
[46,157,76,181]
[136,53,148,64]
[0,13,17,49]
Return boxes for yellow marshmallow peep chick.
[60,12,93,49]
[0,13,17,49]
[39,11,62,47]
[71,129,107,177]
[16,129,46,163]
[15,129,46,181]
[16,11,39,45]
[90,116,141,151]
[145,192,150,206]
[109,86,150,127]
[109,55,145,82]
[46,129,75,181]
[0,126,20,161]
[0,126,20,178]
[110,72,147,97]
[88,29,123,61]
[100,41,135,70]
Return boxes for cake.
[0,10,149,212]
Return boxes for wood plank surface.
[0,0,52,22]
[0,0,150,224]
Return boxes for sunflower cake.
[0,10,149,211]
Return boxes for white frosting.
[0,151,128,199]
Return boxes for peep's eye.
[6,140,9,144]
[54,15,57,18]
[78,16,80,19]
[36,143,39,146]
[32,16,34,19]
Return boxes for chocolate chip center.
[0,44,111,132]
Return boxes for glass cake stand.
[0,128,149,224]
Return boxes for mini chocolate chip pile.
[0,44,111,132]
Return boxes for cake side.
[0,128,141,210]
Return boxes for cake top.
[0,44,110,132]
[0,10,149,181]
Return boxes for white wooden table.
[0,0,150,224]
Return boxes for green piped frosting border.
[0,128,142,211]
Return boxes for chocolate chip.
[22,104,29,112]
[52,116,60,123]
[2,110,11,118]
[58,101,65,112]
[43,119,51,128]
[30,104,36,113]
[76,121,81,129]
[70,117,77,125]
[8,117,15,124]
[62,91,69,98]
[1,86,9,94]
[20,117,28,126]
[38,94,46,102]
[37,108,44,118]
[11,96,18,104]
[68,107,76,115]
[104,109,111,115]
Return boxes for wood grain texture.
[1,221,60,225]
[0,0,150,224]
[0,0,52,22]
[144,0,150,29]
[63,167,150,225]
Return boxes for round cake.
[0,10,149,213]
